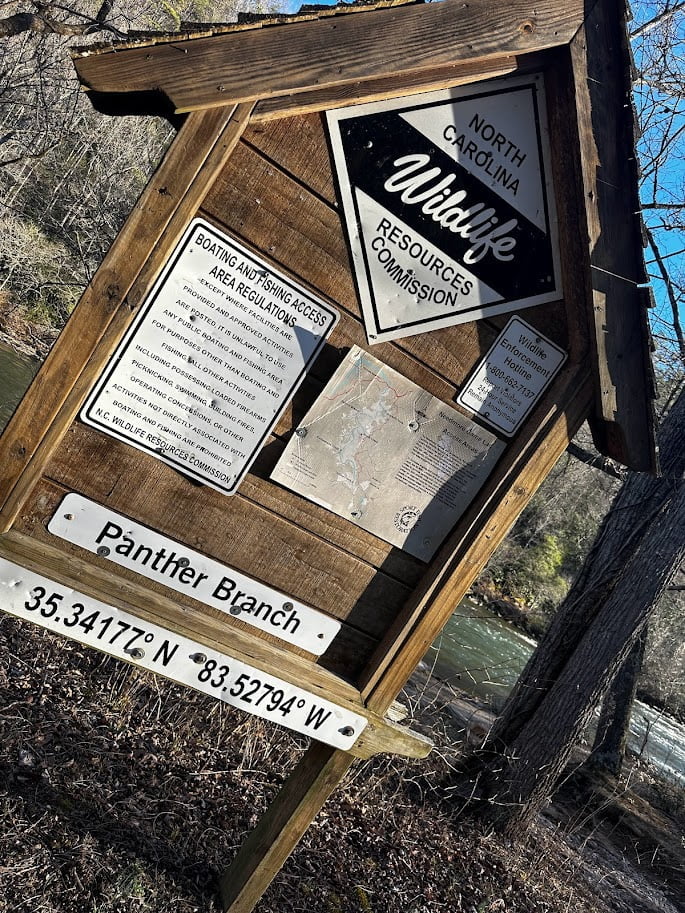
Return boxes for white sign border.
[0,556,365,751]
[326,73,562,344]
[457,316,567,436]
[80,217,338,495]
[47,492,341,655]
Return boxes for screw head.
[97,546,110,557]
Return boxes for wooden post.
[219,744,355,913]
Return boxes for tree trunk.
[457,388,685,832]
[587,627,647,776]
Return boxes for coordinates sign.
[81,218,338,494]
[458,317,567,436]
[326,74,560,343]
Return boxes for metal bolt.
[97,546,110,557]
[408,420,419,432]
[338,726,355,737]
[283,602,294,611]
[63,513,74,521]
[178,557,190,568]
[127,647,145,659]
[295,427,307,438]
[191,652,207,664]
[229,605,242,616]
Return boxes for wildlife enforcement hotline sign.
[327,74,561,343]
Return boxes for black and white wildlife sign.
[327,74,561,343]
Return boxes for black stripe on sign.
[338,109,556,303]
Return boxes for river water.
[0,340,39,430]
[428,598,685,783]
[0,342,683,783]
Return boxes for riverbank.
[0,298,59,361]
[1,615,683,913]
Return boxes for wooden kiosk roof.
[0,2,657,911]
[72,0,656,471]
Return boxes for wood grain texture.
[74,0,585,113]
[570,0,657,472]
[17,478,380,680]
[251,56,519,122]
[43,423,412,641]
[361,367,594,712]
[0,530,431,761]
[0,103,254,534]
[200,139,499,389]
[219,744,356,913]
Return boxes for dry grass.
[0,614,682,913]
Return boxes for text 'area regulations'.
[0,557,365,750]
[81,218,338,494]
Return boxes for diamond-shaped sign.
[327,74,561,343]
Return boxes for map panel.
[271,347,505,561]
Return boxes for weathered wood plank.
[74,0,586,114]
[244,114,336,202]
[0,530,431,761]
[43,424,412,639]
[17,478,380,679]
[251,56,520,122]
[219,744,356,913]
[0,103,254,534]
[569,0,656,471]
[201,141,498,388]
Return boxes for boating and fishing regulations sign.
[326,73,560,343]
[81,218,338,495]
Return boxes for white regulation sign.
[327,73,560,343]
[457,317,567,436]
[81,218,338,494]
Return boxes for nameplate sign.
[327,73,560,343]
[81,218,338,494]
[48,494,340,654]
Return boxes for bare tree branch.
[630,0,685,38]
[644,224,685,365]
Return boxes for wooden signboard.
[0,1,655,911]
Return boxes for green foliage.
[159,0,183,29]
[480,443,621,630]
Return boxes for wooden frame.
[0,2,655,911]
